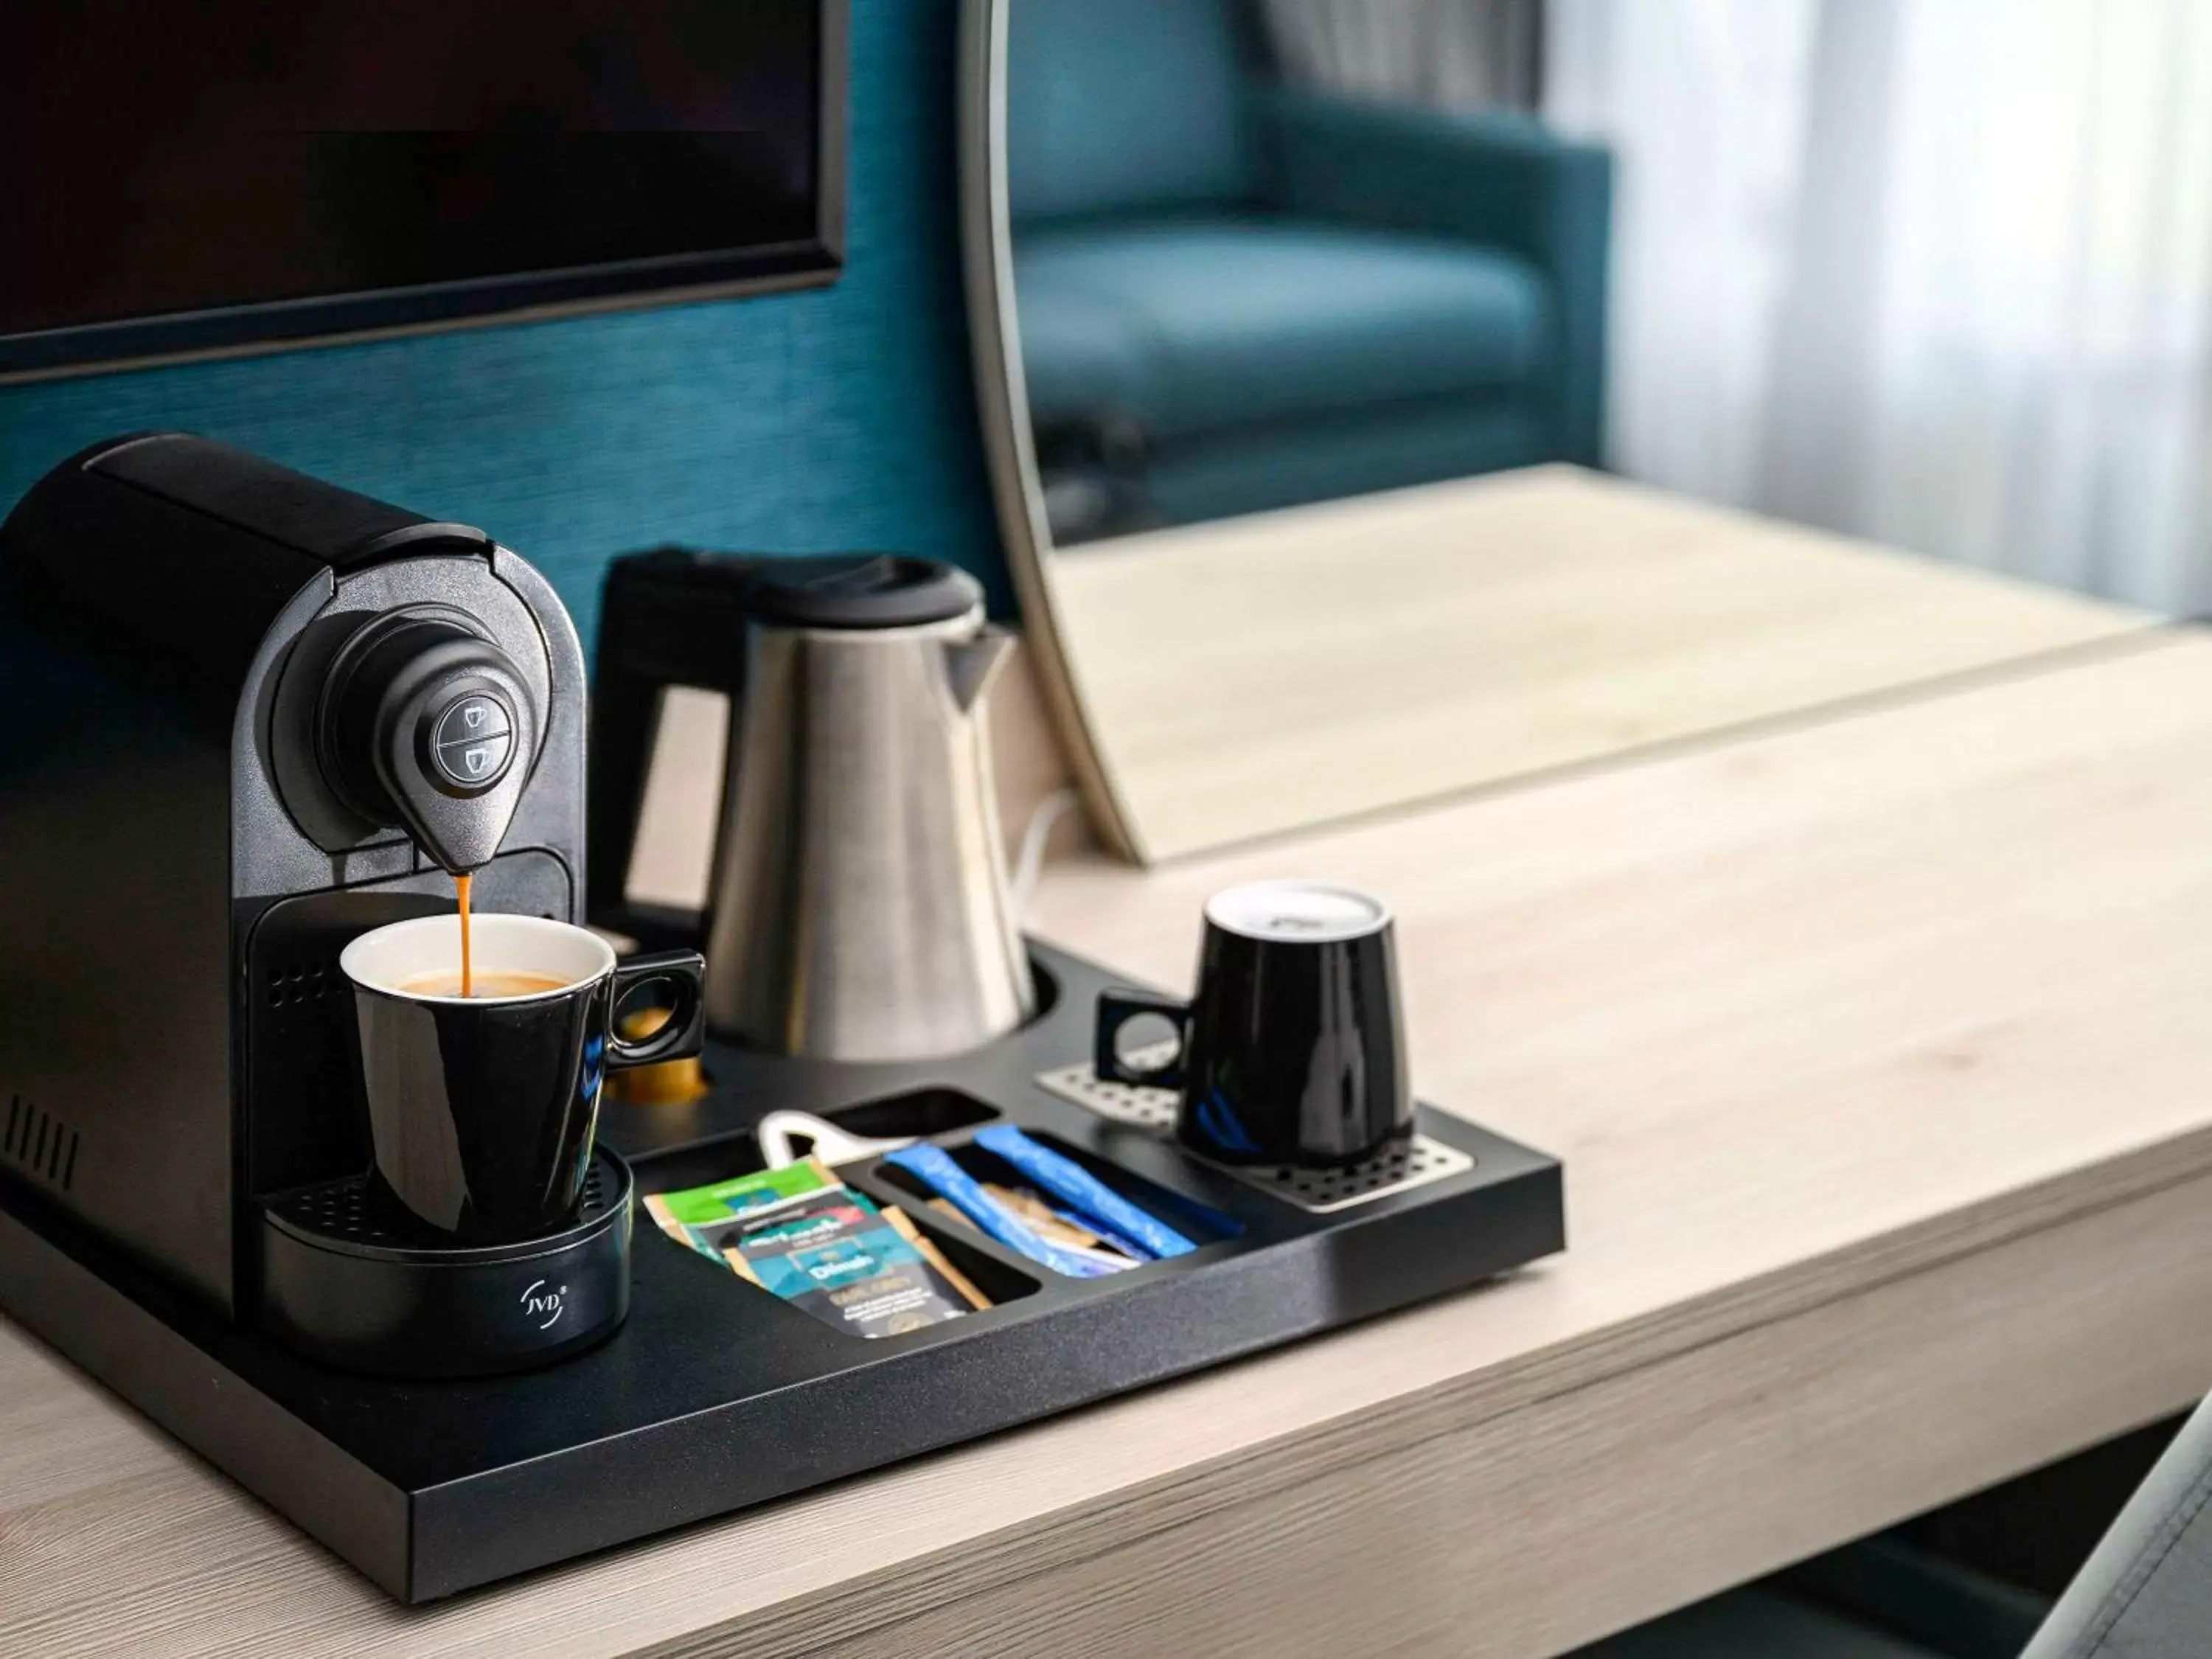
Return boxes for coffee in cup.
[395,970,571,999]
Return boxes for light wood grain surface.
[1046,465,2152,860]
[10,629,2212,1657]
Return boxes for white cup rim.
[339,914,614,1006]
[1203,880,1394,945]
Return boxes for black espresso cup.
[340,913,705,1241]
[1095,880,1412,1168]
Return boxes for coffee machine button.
[434,729,515,790]
[430,695,517,791]
[434,694,512,748]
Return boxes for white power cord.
[1009,787,1082,922]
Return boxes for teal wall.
[0,0,1006,648]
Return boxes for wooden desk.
[1046,466,2150,860]
[10,630,2212,1657]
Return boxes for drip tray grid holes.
[1034,1057,1473,1214]
[265,1160,615,1248]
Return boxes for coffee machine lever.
[316,607,540,874]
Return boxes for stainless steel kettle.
[589,552,1035,1061]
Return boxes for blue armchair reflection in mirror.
[1006,0,1610,543]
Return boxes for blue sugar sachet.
[883,1143,1119,1279]
[973,1124,1197,1260]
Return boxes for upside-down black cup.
[340,914,704,1241]
[1095,880,1413,1168]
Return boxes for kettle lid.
[742,554,981,630]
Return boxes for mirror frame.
[957,0,1146,861]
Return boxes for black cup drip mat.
[1033,1046,1475,1214]
[262,1152,623,1253]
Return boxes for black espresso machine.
[0,431,627,1377]
[0,434,1562,1602]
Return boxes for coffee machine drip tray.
[0,941,1563,1605]
[254,1150,635,1379]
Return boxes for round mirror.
[962,0,2164,865]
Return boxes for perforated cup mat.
[266,1157,616,1249]
[1035,1048,1472,1214]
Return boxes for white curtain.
[1262,0,1540,109]
[1548,0,2212,613]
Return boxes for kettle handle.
[587,549,765,942]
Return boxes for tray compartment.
[647,1194,1044,1332]
[632,1125,1045,1332]
[627,1089,1004,1196]
[867,1128,1243,1272]
[886,1204,1042,1310]
[823,1087,998,1144]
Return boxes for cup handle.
[607,950,707,1068]
[1095,989,1192,1089]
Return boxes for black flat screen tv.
[1,0,846,381]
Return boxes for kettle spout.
[944,626,1018,715]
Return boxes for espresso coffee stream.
[456,870,473,997]
[394,872,571,998]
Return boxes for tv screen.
[1,0,845,380]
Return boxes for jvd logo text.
[521,1279,566,1329]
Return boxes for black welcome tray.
[0,941,1563,1603]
